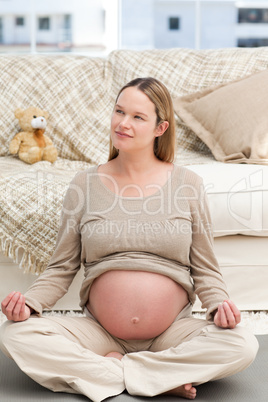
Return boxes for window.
[238,38,268,47]
[169,17,180,31]
[38,17,50,30]
[64,15,71,30]
[15,17,24,26]
[238,8,268,24]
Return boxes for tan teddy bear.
[9,106,58,164]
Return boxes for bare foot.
[163,383,197,400]
[105,352,124,360]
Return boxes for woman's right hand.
[1,291,32,322]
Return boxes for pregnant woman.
[0,77,258,401]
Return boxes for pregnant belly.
[87,270,189,340]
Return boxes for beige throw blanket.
[0,157,92,273]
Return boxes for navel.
[131,317,140,324]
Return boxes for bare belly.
[87,270,189,340]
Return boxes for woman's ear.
[155,121,169,137]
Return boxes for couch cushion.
[188,163,268,237]
[173,70,268,164]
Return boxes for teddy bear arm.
[43,135,54,146]
[9,132,24,154]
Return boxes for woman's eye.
[135,115,143,120]
[116,109,124,114]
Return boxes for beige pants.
[0,304,259,402]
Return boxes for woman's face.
[110,86,164,156]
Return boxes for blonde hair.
[108,77,176,162]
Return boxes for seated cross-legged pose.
[0,77,259,401]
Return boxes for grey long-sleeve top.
[25,164,229,321]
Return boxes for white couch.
[0,48,267,313]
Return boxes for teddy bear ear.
[14,108,24,119]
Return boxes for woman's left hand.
[214,299,241,329]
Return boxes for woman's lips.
[116,131,133,138]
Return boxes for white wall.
[121,0,238,50]
[154,0,196,49]
[236,23,268,39]
[103,0,120,53]
[72,1,104,46]
[121,0,155,49]
[0,0,105,47]
[153,0,237,49]
[200,2,237,48]
[120,0,268,50]
[12,16,30,44]
[0,0,73,14]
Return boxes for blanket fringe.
[0,229,45,275]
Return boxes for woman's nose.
[120,115,131,128]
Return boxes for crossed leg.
[0,314,258,401]
[121,317,259,398]
[0,315,126,402]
